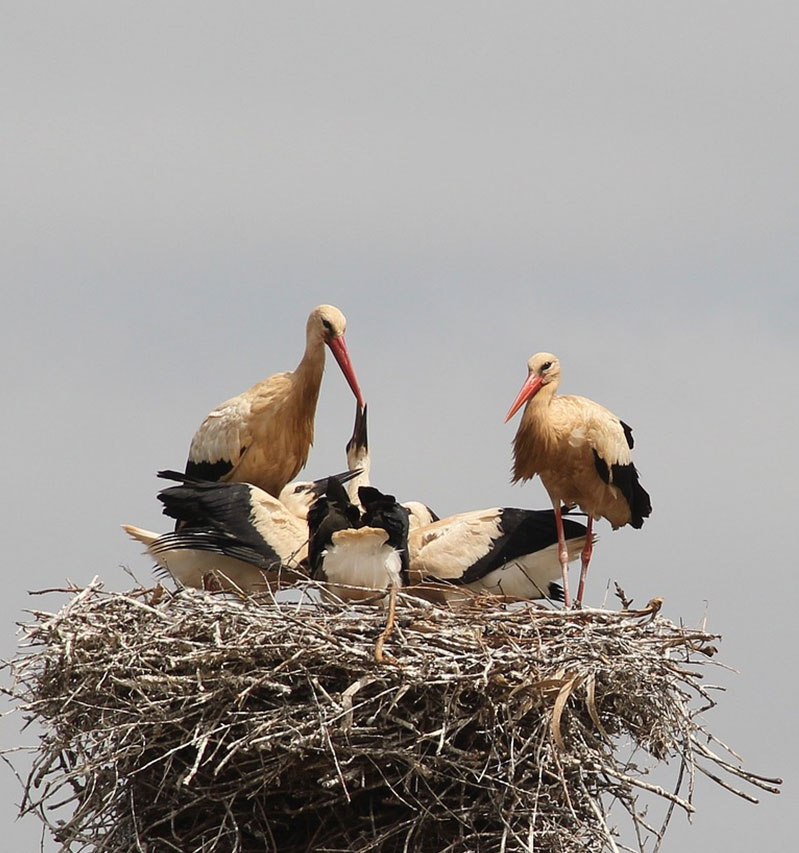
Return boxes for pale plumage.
[317,528,405,603]
[277,468,362,520]
[123,473,309,593]
[308,480,410,601]
[408,507,588,604]
[505,352,651,606]
[185,305,364,496]
[308,480,410,662]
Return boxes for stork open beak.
[504,374,544,422]
[309,468,362,498]
[347,402,368,454]
[328,335,365,408]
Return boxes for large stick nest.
[2,580,781,853]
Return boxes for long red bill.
[504,374,543,422]
[328,335,365,408]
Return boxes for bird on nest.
[122,469,360,594]
[505,352,651,606]
[183,304,364,497]
[308,478,410,662]
[338,402,589,604]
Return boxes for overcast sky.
[2,3,796,849]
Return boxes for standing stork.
[505,352,652,607]
[185,305,364,497]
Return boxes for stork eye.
[541,361,552,371]
[321,319,333,332]
[294,485,304,493]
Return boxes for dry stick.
[652,756,687,853]
[3,582,782,853]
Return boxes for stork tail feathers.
[122,524,159,548]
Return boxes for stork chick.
[344,402,439,528]
[308,479,410,663]
[277,468,362,520]
[409,507,588,604]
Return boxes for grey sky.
[2,3,795,849]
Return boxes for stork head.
[346,403,368,462]
[308,305,365,407]
[279,469,362,519]
[505,352,561,422]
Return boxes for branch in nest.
[2,581,782,853]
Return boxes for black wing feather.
[149,531,282,571]
[620,420,634,449]
[360,486,411,582]
[307,479,361,577]
[458,509,587,585]
[157,480,292,561]
[184,457,237,483]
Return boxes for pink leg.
[553,503,571,607]
[575,516,594,606]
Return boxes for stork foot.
[374,585,400,665]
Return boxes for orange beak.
[504,373,544,422]
[328,335,365,408]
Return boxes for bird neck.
[345,450,371,506]
[515,382,560,463]
[522,381,557,422]
[293,334,327,405]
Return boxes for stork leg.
[575,516,594,607]
[375,584,398,664]
[553,504,571,608]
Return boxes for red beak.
[504,374,543,422]
[328,335,365,408]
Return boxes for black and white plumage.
[123,471,311,593]
[409,507,588,603]
[308,479,410,603]
[277,468,362,520]
[338,403,585,604]
[344,403,439,529]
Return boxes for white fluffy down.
[321,526,403,603]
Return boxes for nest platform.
[2,580,781,852]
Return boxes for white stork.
[308,480,410,662]
[277,468,362,520]
[308,480,410,601]
[408,507,588,604]
[341,403,583,603]
[123,472,309,593]
[344,403,439,529]
[505,352,652,606]
[184,304,364,497]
